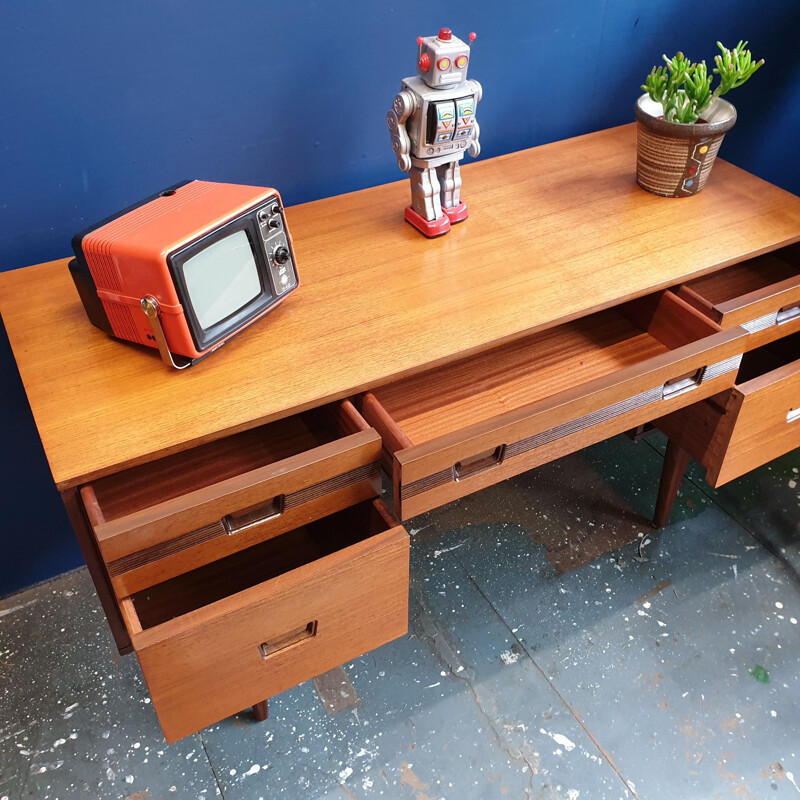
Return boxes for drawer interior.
[127,500,394,630]
[735,330,800,384]
[87,403,366,523]
[368,295,716,448]
[683,247,799,306]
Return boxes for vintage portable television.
[69,180,299,368]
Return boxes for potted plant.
[635,41,764,197]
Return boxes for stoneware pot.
[635,94,737,197]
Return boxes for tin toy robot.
[387,28,482,237]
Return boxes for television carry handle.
[140,296,196,370]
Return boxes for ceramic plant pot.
[635,94,737,197]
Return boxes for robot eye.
[455,54,469,69]
[437,57,451,71]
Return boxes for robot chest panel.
[418,95,476,146]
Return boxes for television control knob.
[268,217,280,230]
[273,246,290,265]
[280,274,289,286]
[257,209,269,223]
[270,203,281,215]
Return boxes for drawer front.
[369,331,746,520]
[678,262,800,349]
[707,358,800,486]
[122,509,409,743]
[83,404,383,597]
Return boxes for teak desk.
[2,125,800,742]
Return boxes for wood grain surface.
[3,124,800,489]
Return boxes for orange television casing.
[70,180,299,362]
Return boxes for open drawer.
[657,331,800,486]
[119,498,409,742]
[362,291,748,520]
[81,400,381,597]
[676,244,800,349]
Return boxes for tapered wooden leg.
[653,438,691,528]
[252,700,269,721]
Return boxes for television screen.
[182,230,263,330]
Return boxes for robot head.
[416,28,475,89]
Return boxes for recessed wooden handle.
[787,407,800,424]
[777,304,800,325]
[662,368,704,400]
[454,445,505,481]
[222,495,285,535]
[259,621,318,659]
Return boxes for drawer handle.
[454,445,506,481]
[259,621,318,659]
[222,495,285,535]
[788,408,800,424]
[662,368,704,400]
[777,304,800,325]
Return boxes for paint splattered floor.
[1,433,798,800]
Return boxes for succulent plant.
[642,41,764,124]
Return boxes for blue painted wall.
[1,1,798,596]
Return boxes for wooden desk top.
[3,124,800,490]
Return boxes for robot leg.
[437,160,468,224]
[405,165,451,237]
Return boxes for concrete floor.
[1,433,798,800]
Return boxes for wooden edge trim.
[62,486,132,655]
[675,284,720,321]
[92,428,381,544]
[395,326,746,471]
[372,496,400,529]
[119,596,142,636]
[79,484,106,527]
[339,398,371,434]
[124,520,409,650]
[736,355,800,396]
[715,273,800,316]
[361,392,414,453]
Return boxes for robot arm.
[387,90,416,172]
[467,80,482,158]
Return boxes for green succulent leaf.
[643,42,763,124]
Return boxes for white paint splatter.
[243,764,261,777]
[500,649,520,665]
[540,728,576,751]
[433,541,467,558]
[787,771,800,793]
[0,599,40,618]
[776,602,784,609]
[339,766,353,782]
